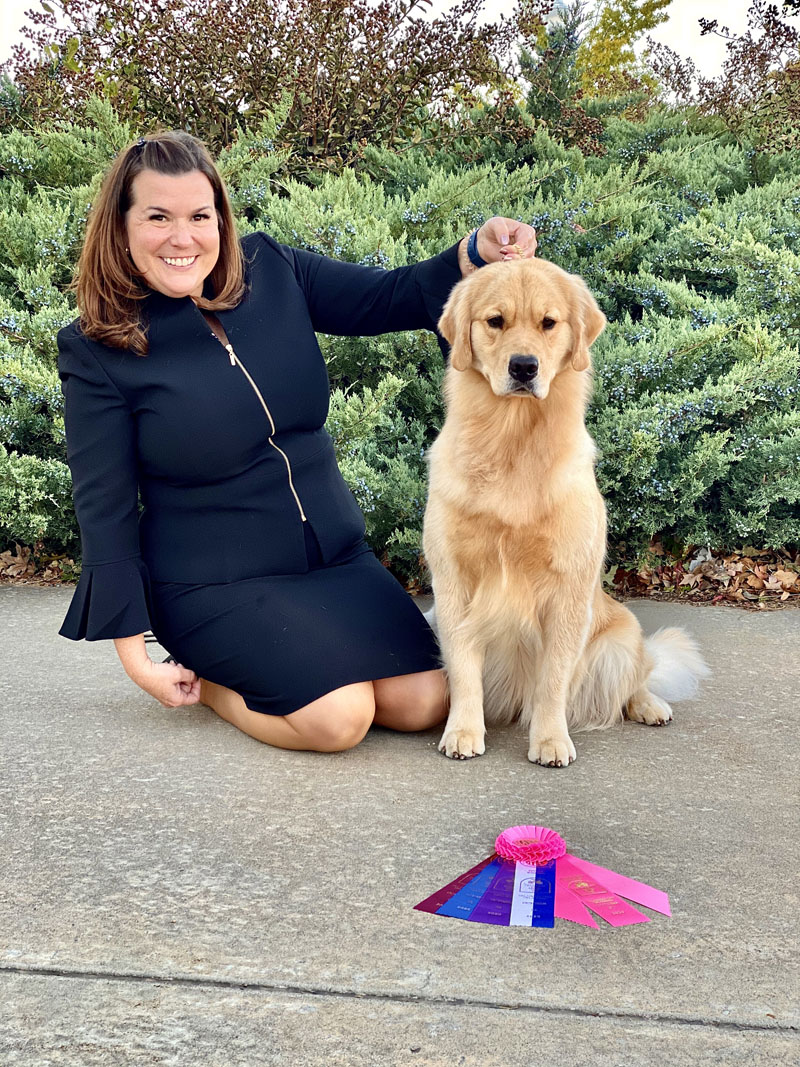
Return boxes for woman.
[58,131,537,753]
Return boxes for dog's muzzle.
[508,354,539,383]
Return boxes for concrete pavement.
[1,587,798,1065]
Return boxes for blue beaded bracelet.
[467,228,488,269]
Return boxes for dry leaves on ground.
[607,543,800,609]
[0,545,77,585]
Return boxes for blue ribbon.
[531,861,556,927]
[436,858,503,920]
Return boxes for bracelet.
[467,228,488,269]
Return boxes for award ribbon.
[414,825,670,931]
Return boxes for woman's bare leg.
[199,678,375,752]
[373,669,448,731]
[199,668,447,751]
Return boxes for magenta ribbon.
[555,854,670,927]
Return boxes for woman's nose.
[168,222,194,247]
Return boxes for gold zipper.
[204,317,307,522]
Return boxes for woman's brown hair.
[75,131,245,355]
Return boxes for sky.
[0,1,755,74]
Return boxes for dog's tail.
[645,627,710,702]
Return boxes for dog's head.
[438,259,606,400]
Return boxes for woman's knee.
[285,683,375,752]
[374,670,448,731]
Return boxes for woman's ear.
[569,276,606,372]
[438,283,473,371]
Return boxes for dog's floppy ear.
[570,276,606,372]
[438,281,473,371]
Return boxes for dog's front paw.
[626,691,673,726]
[439,727,486,760]
[528,735,576,768]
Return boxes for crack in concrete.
[2,963,796,1037]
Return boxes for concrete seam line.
[0,964,796,1037]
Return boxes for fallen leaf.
[773,569,798,589]
[679,572,702,588]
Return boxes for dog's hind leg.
[626,686,674,725]
[626,626,709,726]
[568,605,649,731]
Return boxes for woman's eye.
[193,213,211,222]
[542,317,556,330]
[148,214,167,222]
[487,315,504,329]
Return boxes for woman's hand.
[132,659,202,708]
[458,216,538,277]
[114,634,201,708]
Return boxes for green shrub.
[0,443,75,549]
[591,319,800,550]
[1,103,798,582]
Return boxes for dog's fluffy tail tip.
[645,627,710,702]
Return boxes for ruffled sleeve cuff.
[59,557,153,642]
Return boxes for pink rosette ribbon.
[414,824,671,929]
[494,825,567,867]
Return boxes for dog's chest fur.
[425,371,608,609]
[433,400,603,523]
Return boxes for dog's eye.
[487,316,504,329]
[542,317,557,331]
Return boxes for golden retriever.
[423,258,708,765]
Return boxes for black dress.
[57,232,461,715]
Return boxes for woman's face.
[125,169,221,300]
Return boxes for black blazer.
[57,232,462,641]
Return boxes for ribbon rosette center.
[495,825,567,867]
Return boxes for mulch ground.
[3,543,799,610]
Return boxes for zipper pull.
[225,343,236,366]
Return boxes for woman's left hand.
[479,216,538,260]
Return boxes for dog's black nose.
[508,355,539,382]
